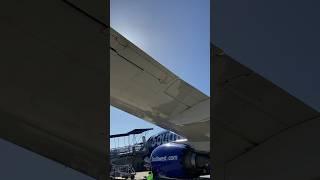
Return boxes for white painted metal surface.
[110,28,210,152]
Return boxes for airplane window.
[164,133,169,143]
[170,134,174,141]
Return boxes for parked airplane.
[110,27,210,179]
[144,130,210,179]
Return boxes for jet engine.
[150,142,209,179]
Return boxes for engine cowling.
[150,142,209,179]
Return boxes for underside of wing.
[212,44,320,175]
[110,28,210,152]
[0,1,107,178]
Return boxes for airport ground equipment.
[110,164,135,180]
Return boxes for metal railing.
[110,143,146,157]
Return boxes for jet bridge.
[110,128,153,179]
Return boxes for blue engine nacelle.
[150,143,209,179]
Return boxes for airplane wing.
[212,45,320,179]
[110,28,210,152]
[0,1,107,179]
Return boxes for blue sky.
[110,0,210,148]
